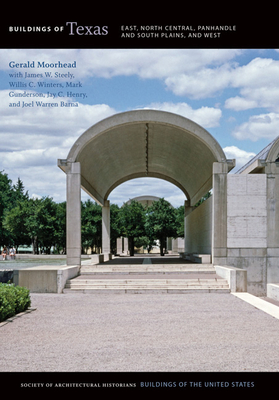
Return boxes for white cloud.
[2,163,66,202]
[226,57,279,111]
[144,102,222,128]
[0,89,116,202]
[165,56,279,105]
[31,193,42,200]
[223,146,256,171]
[4,50,279,111]
[224,96,258,111]
[232,113,279,141]
[231,57,279,88]
[0,148,55,168]
[0,90,116,152]
[165,64,233,99]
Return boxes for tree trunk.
[129,237,135,256]
[32,237,38,254]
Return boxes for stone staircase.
[63,261,230,294]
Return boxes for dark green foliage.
[145,198,178,256]
[0,283,31,322]
[119,200,146,256]
[13,285,31,314]
[0,171,14,247]
[0,284,15,321]
[0,171,189,256]
[81,200,102,253]
[4,196,60,254]
[55,201,66,253]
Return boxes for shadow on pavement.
[99,254,195,265]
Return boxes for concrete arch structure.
[63,109,227,206]
[58,109,234,267]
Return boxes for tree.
[81,200,102,254]
[134,236,156,253]
[35,197,59,253]
[7,197,58,254]
[3,199,31,249]
[1,174,30,249]
[11,178,29,205]
[145,198,178,256]
[55,201,66,254]
[119,200,146,256]
[0,171,13,247]
[4,196,65,254]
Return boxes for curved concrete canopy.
[64,110,227,206]
[126,195,173,208]
[126,195,161,206]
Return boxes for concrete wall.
[227,174,267,248]
[215,265,247,292]
[15,266,80,293]
[226,174,268,296]
[185,196,212,255]
[172,238,184,253]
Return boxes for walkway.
[1,255,279,372]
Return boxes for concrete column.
[66,162,81,266]
[123,237,129,254]
[167,237,172,251]
[116,237,122,254]
[184,199,194,252]
[212,162,228,263]
[102,200,110,255]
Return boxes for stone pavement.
[1,290,279,372]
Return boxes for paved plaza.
[1,287,279,372]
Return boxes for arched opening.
[109,176,186,207]
[110,181,184,256]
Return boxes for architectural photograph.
[0,16,279,395]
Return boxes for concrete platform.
[80,264,217,274]
[14,265,80,294]
[267,283,279,302]
[10,255,255,295]
[66,257,230,294]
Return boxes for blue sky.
[0,48,279,207]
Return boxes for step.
[80,265,216,274]
[64,278,230,294]
[65,262,230,294]
[63,288,230,294]
[66,278,228,285]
